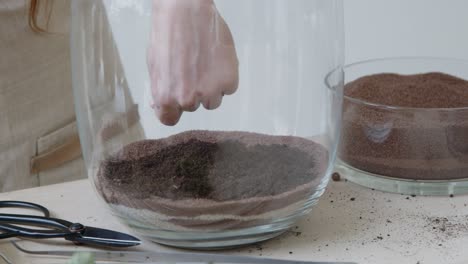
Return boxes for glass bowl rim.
[325,56,468,112]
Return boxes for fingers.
[218,63,239,96]
[199,74,225,110]
[177,91,201,112]
[216,13,239,96]
[198,46,237,110]
[202,94,223,110]
[153,97,183,126]
[153,90,204,125]
[179,99,200,112]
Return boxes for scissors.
[0,201,141,248]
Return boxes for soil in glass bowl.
[340,72,468,181]
[96,130,328,230]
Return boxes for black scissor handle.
[0,223,69,239]
[0,201,74,239]
[0,201,141,248]
[0,201,50,217]
[0,213,73,230]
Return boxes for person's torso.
[0,0,85,192]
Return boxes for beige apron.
[0,0,85,192]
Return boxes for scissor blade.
[14,249,356,264]
[65,226,141,248]
[89,251,356,264]
[12,241,357,264]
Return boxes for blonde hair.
[29,0,53,32]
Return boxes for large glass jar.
[71,0,344,248]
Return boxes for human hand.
[147,0,239,126]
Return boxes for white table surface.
[0,179,467,264]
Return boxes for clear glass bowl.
[335,57,468,196]
[71,0,344,248]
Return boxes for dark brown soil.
[345,72,468,108]
[332,172,341,182]
[340,72,468,180]
[98,132,323,202]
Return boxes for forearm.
[152,0,214,11]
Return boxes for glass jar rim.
[326,56,468,112]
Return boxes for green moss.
[68,253,95,264]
